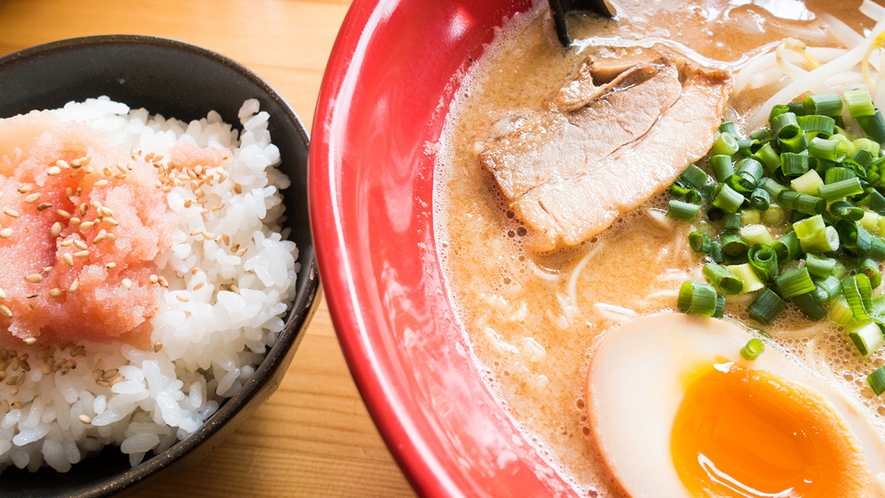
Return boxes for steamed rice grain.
[0,96,299,472]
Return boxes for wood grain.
[0,1,416,496]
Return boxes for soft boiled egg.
[586,313,885,497]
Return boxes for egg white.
[586,313,885,497]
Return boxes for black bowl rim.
[0,34,321,496]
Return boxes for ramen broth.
[435,1,885,494]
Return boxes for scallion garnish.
[669,90,885,386]
[804,93,843,117]
[667,200,701,221]
[703,263,743,295]
[776,268,816,298]
[740,338,765,361]
[748,288,786,324]
[748,245,778,282]
[867,365,885,396]
[677,281,720,317]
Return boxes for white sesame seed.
[73,240,87,250]
[56,209,71,219]
[62,253,74,267]
[24,193,40,204]
[25,274,42,283]
[16,185,30,194]
[47,166,61,176]
[94,179,109,188]
[122,279,132,289]
[23,338,36,345]
[0,229,12,239]
[73,250,89,258]
[49,288,62,298]
[78,414,92,424]
[0,305,12,318]
[69,279,79,293]
[4,210,18,218]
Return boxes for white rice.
[0,96,299,472]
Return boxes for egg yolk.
[670,363,871,497]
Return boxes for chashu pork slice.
[478,58,731,251]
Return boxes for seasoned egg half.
[586,313,885,497]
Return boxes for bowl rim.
[0,34,321,497]
[310,1,461,495]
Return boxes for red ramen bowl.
[310,0,579,495]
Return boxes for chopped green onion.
[859,189,885,214]
[710,155,735,182]
[848,321,885,357]
[846,88,876,118]
[792,292,827,320]
[740,208,761,225]
[798,114,836,135]
[829,201,864,222]
[667,200,701,221]
[680,164,709,190]
[777,190,824,216]
[853,147,875,167]
[780,152,809,176]
[724,213,742,231]
[792,214,826,239]
[761,178,787,199]
[854,137,880,157]
[805,253,836,279]
[771,231,802,263]
[798,225,840,253]
[824,167,856,184]
[790,170,824,195]
[718,121,739,135]
[837,220,871,255]
[710,240,724,263]
[869,235,885,260]
[737,158,764,185]
[703,263,744,295]
[712,184,745,214]
[861,210,882,233]
[776,267,816,298]
[737,138,761,155]
[860,258,882,288]
[762,204,786,225]
[829,296,856,326]
[689,231,712,253]
[749,188,770,211]
[812,275,841,302]
[857,109,885,143]
[725,263,766,293]
[678,281,720,317]
[818,177,864,201]
[841,273,873,322]
[740,338,765,361]
[807,136,847,162]
[747,244,778,282]
[867,365,885,396]
[739,224,774,246]
[720,231,749,259]
[804,93,843,117]
[748,288,786,324]
[753,143,781,174]
[710,133,740,157]
[750,127,773,141]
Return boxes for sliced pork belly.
[478,57,731,251]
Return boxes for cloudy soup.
[435,0,885,495]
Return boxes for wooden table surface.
[0,1,416,496]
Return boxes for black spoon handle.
[548,0,614,47]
